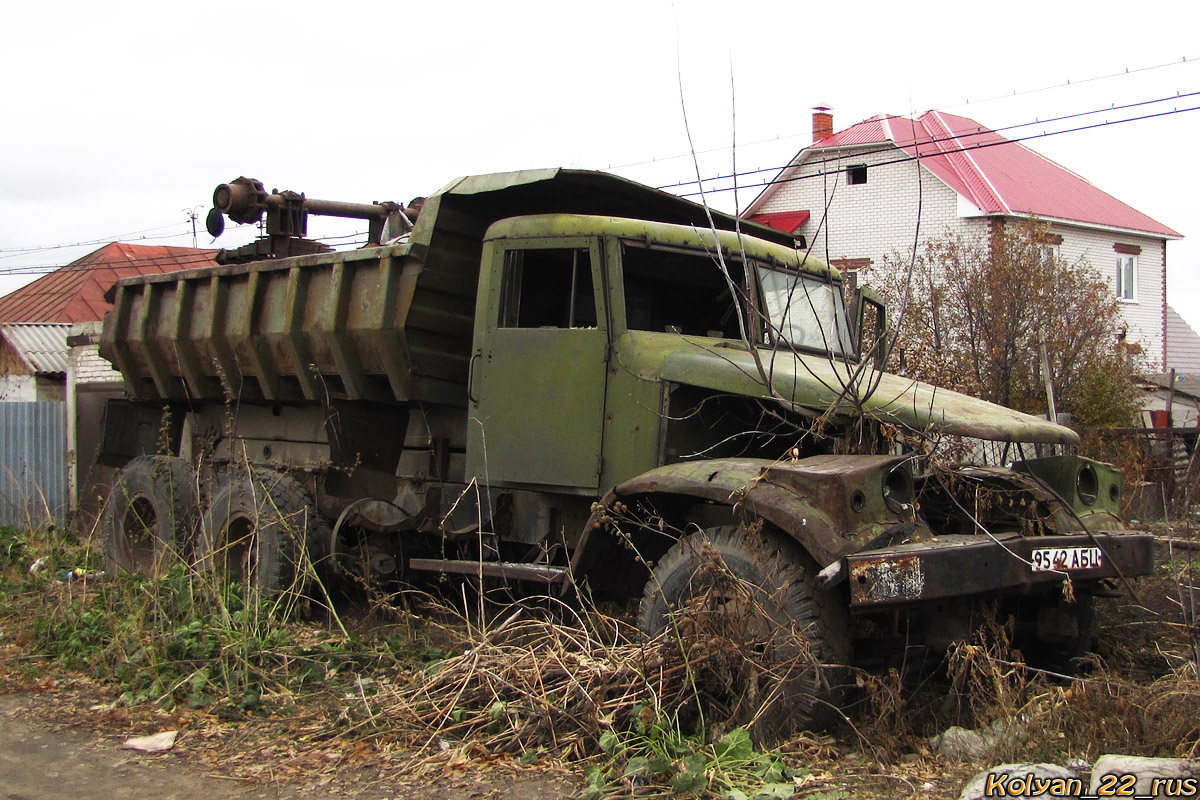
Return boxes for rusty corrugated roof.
[783,111,1181,238]
[0,243,218,324]
[0,323,70,374]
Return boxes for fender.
[570,454,919,595]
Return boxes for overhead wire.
[0,210,369,269]
[2,86,1188,279]
[2,92,1190,279]
[12,90,1192,276]
[941,54,1194,109]
[0,228,372,278]
[4,57,1197,278]
[0,221,194,259]
[0,252,219,278]
[658,87,1200,192]
[606,53,1198,172]
[670,100,1200,198]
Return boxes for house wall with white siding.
[1053,225,1166,370]
[757,144,972,271]
[754,148,1168,371]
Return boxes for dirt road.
[0,693,578,800]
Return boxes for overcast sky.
[3,2,1198,328]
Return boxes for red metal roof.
[808,111,1181,238]
[748,210,811,234]
[0,243,218,324]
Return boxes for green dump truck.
[98,168,1154,730]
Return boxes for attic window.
[846,165,868,185]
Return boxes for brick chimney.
[812,103,833,142]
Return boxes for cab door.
[467,238,608,492]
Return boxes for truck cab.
[469,215,857,493]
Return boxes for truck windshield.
[757,267,854,359]
[622,242,747,339]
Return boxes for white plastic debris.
[122,731,178,752]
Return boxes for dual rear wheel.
[102,455,198,575]
[102,456,317,593]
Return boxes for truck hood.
[647,337,1078,445]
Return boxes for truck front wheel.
[197,469,317,594]
[638,524,851,740]
[102,455,198,576]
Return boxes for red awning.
[748,210,810,234]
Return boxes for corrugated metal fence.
[0,402,66,529]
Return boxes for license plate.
[1031,546,1103,572]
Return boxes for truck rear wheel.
[638,524,851,740]
[197,469,317,594]
[102,455,198,576]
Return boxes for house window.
[1115,255,1136,301]
[846,165,867,185]
[1040,244,1060,266]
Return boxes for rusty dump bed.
[100,243,466,406]
[100,169,785,407]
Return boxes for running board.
[407,558,568,585]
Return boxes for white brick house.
[744,108,1182,371]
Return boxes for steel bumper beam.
[843,531,1155,608]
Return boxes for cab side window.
[498,248,596,328]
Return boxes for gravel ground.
[0,692,579,800]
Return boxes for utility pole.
[1038,327,1058,424]
[182,206,202,248]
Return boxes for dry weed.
[378,554,838,772]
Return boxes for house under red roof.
[752,111,1181,239]
[0,243,218,324]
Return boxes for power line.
[0,230,206,263]
[943,55,1195,109]
[607,130,808,171]
[2,91,1188,278]
[669,99,1200,198]
[5,59,1197,274]
[659,87,1200,192]
[0,252,219,278]
[0,228,374,279]
[0,221,193,259]
[0,196,367,258]
[607,54,1198,173]
[3,90,1188,278]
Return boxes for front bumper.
[844,531,1155,608]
